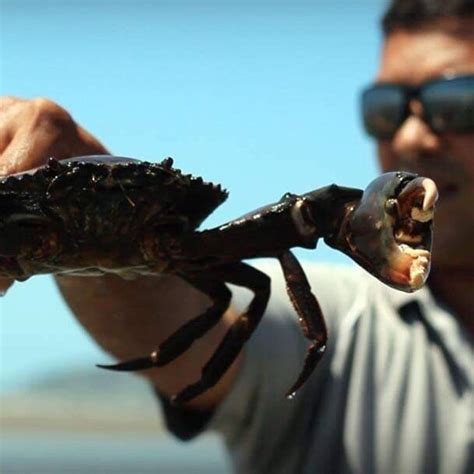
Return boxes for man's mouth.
[396,159,460,201]
[438,182,459,199]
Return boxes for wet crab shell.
[0,156,228,278]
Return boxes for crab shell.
[0,156,227,279]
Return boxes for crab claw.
[325,172,437,292]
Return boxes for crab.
[0,155,437,404]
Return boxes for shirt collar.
[383,283,433,311]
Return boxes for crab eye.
[384,198,398,217]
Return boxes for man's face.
[375,18,474,269]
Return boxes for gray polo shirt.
[160,262,473,474]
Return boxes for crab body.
[0,156,229,279]
[0,155,437,403]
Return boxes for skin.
[0,16,472,412]
[376,18,474,336]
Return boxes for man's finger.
[0,277,14,296]
[0,98,77,175]
[0,97,108,176]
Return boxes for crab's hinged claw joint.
[397,176,439,215]
[325,172,438,293]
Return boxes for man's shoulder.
[253,258,385,301]
[253,258,365,283]
[249,259,395,328]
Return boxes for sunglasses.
[361,74,474,139]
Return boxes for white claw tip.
[421,178,439,211]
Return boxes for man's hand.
[0,96,108,294]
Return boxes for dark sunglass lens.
[422,76,474,133]
[361,85,407,139]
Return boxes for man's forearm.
[55,273,241,409]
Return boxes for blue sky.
[1,0,386,391]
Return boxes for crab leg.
[97,278,232,371]
[171,262,271,405]
[278,250,327,398]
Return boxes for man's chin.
[430,241,474,271]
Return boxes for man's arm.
[0,96,240,410]
[56,273,241,409]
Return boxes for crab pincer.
[325,172,438,291]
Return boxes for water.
[1,433,232,474]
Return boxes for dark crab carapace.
[0,156,437,403]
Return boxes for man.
[0,0,472,472]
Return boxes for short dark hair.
[382,0,474,34]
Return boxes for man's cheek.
[376,143,398,172]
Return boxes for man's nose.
[391,101,441,157]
